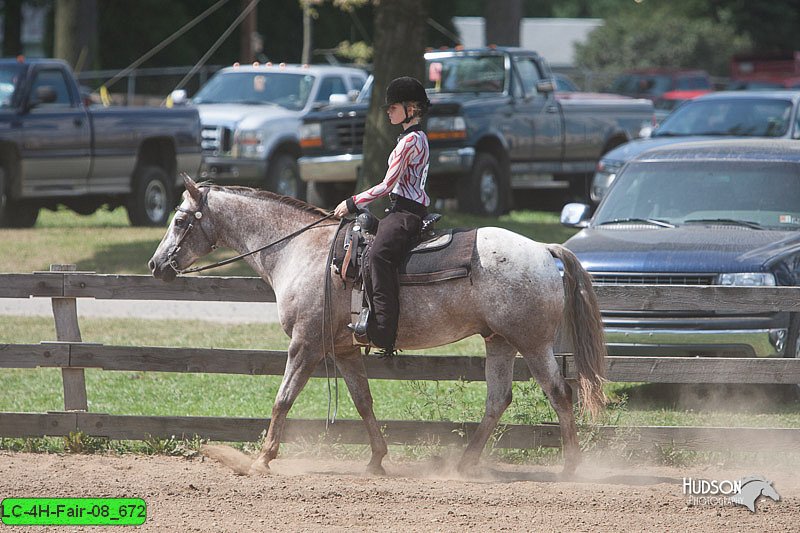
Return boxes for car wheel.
[0,165,39,228]
[267,154,306,201]
[458,152,509,216]
[126,165,173,226]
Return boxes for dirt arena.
[1,450,797,532]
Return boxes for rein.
[169,187,336,274]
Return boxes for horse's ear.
[183,174,202,202]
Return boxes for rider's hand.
[334,200,350,218]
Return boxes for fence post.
[50,264,87,411]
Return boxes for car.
[728,76,800,90]
[609,69,712,100]
[590,90,800,203]
[561,139,800,359]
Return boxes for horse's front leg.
[251,338,322,475]
[334,352,388,475]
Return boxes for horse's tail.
[547,243,607,420]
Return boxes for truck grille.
[201,125,232,155]
[590,273,716,285]
[323,118,365,151]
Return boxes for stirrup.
[347,307,370,336]
[370,345,397,358]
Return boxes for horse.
[148,175,607,477]
[730,476,781,512]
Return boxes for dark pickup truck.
[0,57,202,227]
[299,47,653,215]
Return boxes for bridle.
[167,187,218,273]
[166,186,336,275]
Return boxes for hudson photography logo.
[682,475,781,512]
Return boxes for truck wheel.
[458,153,509,216]
[267,154,306,201]
[126,165,173,226]
[0,166,39,228]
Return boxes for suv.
[610,69,712,100]
[562,139,800,359]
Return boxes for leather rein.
[167,187,336,275]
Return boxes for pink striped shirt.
[353,129,430,207]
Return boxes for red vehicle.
[730,51,800,90]
[652,89,712,122]
[609,69,712,100]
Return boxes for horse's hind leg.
[457,335,517,475]
[334,353,388,475]
[251,339,322,475]
[519,346,580,477]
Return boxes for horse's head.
[149,175,218,282]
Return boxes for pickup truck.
[298,47,654,215]
[0,57,202,227]
[179,63,367,201]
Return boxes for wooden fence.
[1,267,799,454]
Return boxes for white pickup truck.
[176,63,367,200]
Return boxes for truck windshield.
[654,98,793,137]
[425,55,505,94]
[0,64,24,108]
[594,160,800,230]
[192,71,315,110]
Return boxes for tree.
[54,0,97,71]
[2,0,23,57]
[574,5,751,78]
[359,0,429,192]
[484,0,521,46]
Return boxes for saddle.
[331,211,477,347]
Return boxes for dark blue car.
[561,139,800,359]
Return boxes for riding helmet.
[385,76,430,107]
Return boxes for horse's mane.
[199,182,335,218]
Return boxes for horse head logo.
[729,476,781,513]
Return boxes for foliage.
[574,5,751,77]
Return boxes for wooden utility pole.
[239,0,258,62]
[484,0,522,47]
[54,0,97,71]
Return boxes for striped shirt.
[353,126,430,207]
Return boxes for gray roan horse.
[149,176,607,476]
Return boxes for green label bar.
[1,498,146,526]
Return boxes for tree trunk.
[359,0,429,195]
[54,0,97,71]
[2,0,23,57]
[484,0,521,47]
[301,5,312,64]
[239,0,257,63]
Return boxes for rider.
[334,76,431,357]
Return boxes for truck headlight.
[427,116,467,140]
[299,123,322,148]
[233,130,266,158]
[717,272,776,286]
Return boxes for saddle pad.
[399,228,477,285]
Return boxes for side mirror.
[26,85,57,110]
[535,79,555,94]
[170,89,188,106]
[560,203,592,228]
[328,93,349,106]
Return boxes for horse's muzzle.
[149,258,177,282]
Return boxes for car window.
[594,160,800,229]
[349,75,365,92]
[513,57,544,96]
[425,55,505,93]
[0,64,23,108]
[677,75,711,90]
[192,71,315,110]
[315,76,347,103]
[656,98,793,137]
[30,68,73,107]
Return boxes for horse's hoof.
[365,463,386,476]
[248,461,271,476]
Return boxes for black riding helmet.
[385,76,430,123]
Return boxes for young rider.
[333,76,431,356]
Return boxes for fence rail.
[1,270,799,453]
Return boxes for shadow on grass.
[78,239,257,277]
[618,383,800,413]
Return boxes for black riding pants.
[367,208,423,349]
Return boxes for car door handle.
[546,105,559,113]
[73,118,83,127]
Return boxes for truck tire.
[0,165,39,228]
[785,314,800,397]
[267,154,306,201]
[458,152,509,216]
[126,165,173,226]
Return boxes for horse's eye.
[174,217,189,228]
